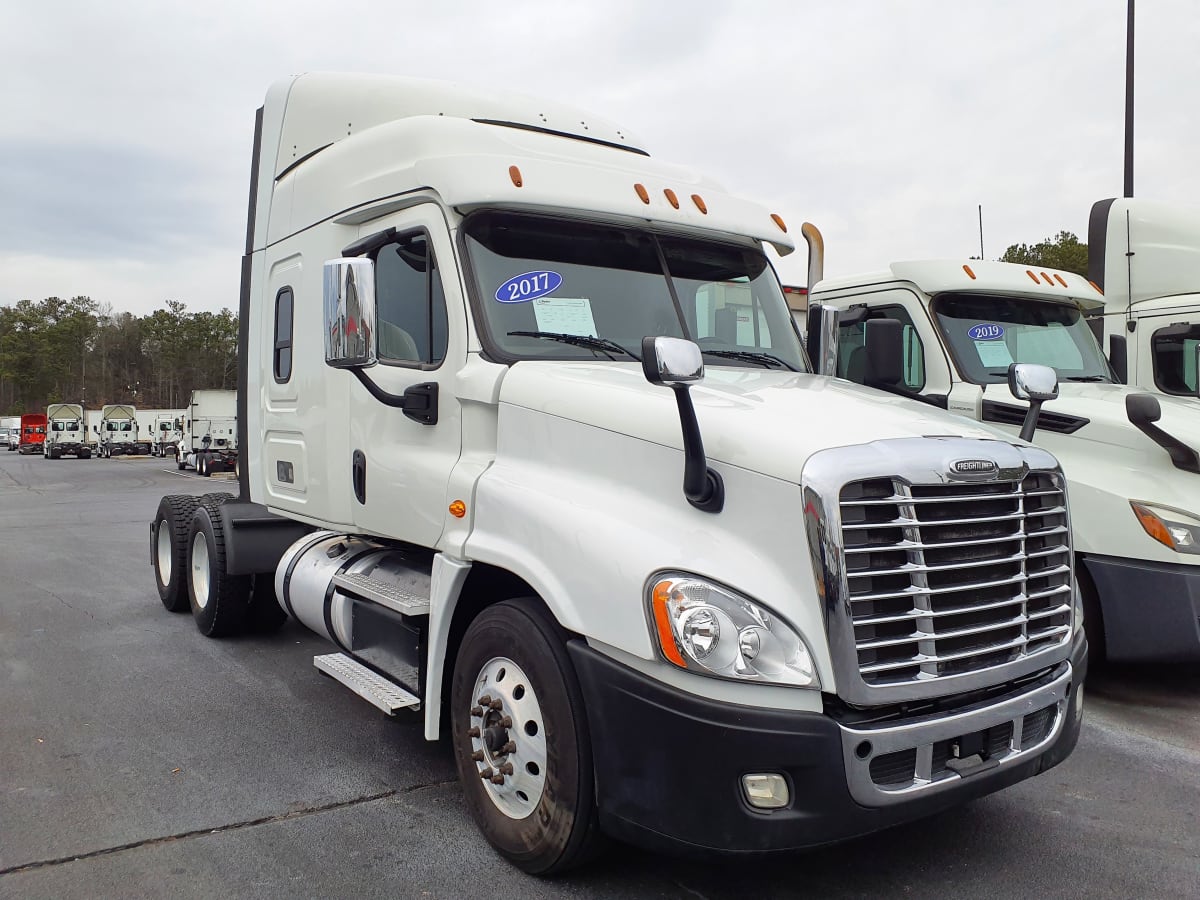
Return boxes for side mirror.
[1108,334,1128,384]
[1194,343,1200,400]
[863,319,904,387]
[641,336,723,513]
[809,304,840,376]
[1008,363,1059,442]
[323,258,377,368]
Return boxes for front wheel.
[451,598,601,875]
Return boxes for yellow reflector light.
[771,213,788,233]
[691,194,708,214]
[1040,271,1055,285]
[664,188,680,209]
[1026,270,1040,284]
[651,580,687,668]
[634,183,650,204]
[1054,274,1068,287]
[508,166,523,187]
[1132,502,1173,548]
[962,264,977,280]
[449,500,467,519]
[1089,280,1104,294]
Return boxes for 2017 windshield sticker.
[495,271,563,303]
[967,323,1004,341]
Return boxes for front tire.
[187,500,251,637]
[154,495,203,612]
[451,598,600,875]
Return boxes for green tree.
[1000,230,1088,278]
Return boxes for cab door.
[347,204,464,547]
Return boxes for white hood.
[500,362,1025,483]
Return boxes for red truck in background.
[17,413,48,454]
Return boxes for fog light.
[742,773,789,810]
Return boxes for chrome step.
[314,653,421,715]
[332,571,430,617]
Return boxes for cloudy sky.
[2,1,1196,315]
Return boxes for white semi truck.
[175,389,237,476]
[807,235,1200,665]
[149,74,1085,873]
[150,412,184,457]
[95,404,148,456]
[1088,197,1200,397]
[43,403,92,459]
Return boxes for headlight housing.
[1131,501,1200,555]
[647,574,820,688]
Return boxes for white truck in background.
[175,390,237,476]
[1088,197,1200,397]
[149,74,1085,874]
[150,412,184,457]
[95,404,149,457]
[807,231,1200,665]
[43,403,92,459]
[1,416,19,451]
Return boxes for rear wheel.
[154,495,203,612]
[451,598,601,875]
[187,500,251,636]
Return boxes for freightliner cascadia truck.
[149,74,1085,873]
[1089,197,1200,398]
[807,235,1200,665]
[174,389,237,476]
[43,403,92,459]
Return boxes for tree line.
[0,297,238,415]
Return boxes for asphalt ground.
[1,451,1198,898]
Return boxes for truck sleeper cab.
[96,405,147,457]
[149,74,1085,874]
[809,249,1200,664]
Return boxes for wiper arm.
[508,331,639,361]
[1064,375,1109,382]
[702,349,797,371]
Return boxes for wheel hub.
[465,657,547,820]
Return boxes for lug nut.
[499,716,512,728]
[500,742,516,755]
[471,750,485,762]
[467,726,480,738]
[478,695,492,706]
[470,706,483,717]
[479,767,494,779]
[489,699,503,710]
[490,774,506,785]
[498,762,514,776]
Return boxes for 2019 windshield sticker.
[495,270,563,303]
[967,323,1005,341]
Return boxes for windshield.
[932,293,1112,384]
[463,212,808,370]
[51,420,80,431]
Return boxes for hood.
[499,362,1024,483]
[987,381,1200,456]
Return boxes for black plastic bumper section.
[1081,553,1200,662]
[568,632,1086,857]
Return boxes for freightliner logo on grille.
[950,458,999,476]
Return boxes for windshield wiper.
[508,331,639,360]
[1063,375,1109,382]
[702,349,797,371]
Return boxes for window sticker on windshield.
[532,297,598,337]
[495,270,563,303]
[967,323,1004,341]
[975,340,1014,368]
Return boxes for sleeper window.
[274,287,294,382]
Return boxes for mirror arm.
[1019,400,1044,442]
[1127,394,1200,474]
[671,385,724,513]
[350,369,439,425]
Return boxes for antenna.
[978,204,985,259]
[1124,0,1135,197]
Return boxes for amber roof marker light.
[962,264,977,280]
[691,194,708,214]
[664,188,680,209]
[508,166,523,187]
[771,213,788,233]
[634,183,650,204]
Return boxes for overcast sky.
[2,1,1196,316]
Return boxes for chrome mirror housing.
[1008,363,1059,403]
[323,258,378,369]
[641,336,703,385]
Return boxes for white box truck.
[807,229,1200,665]
[149,74,1085,873]
[174,390,236,475]
[1,415,19,451]
[1088,197,1200,398]
[43,403,92,459]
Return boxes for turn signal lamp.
[449,500,467,519]
[1131,501,1200,554]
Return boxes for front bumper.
[569,632,1086,856]
[1081,553,1200,662]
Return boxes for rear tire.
[187,500,251,637]
[451,598,601,875]
[154,495,203,612]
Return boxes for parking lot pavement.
[2,452,1199,898]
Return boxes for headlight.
[647,574,820,688]
[1131,501,1200,555]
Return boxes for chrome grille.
[839,472,1072,686]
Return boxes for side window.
[836,304,925,391]
[374,232,449,366]
[1152,325,1200,395]
[274,287,294,383]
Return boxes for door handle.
[352,450,366,504]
